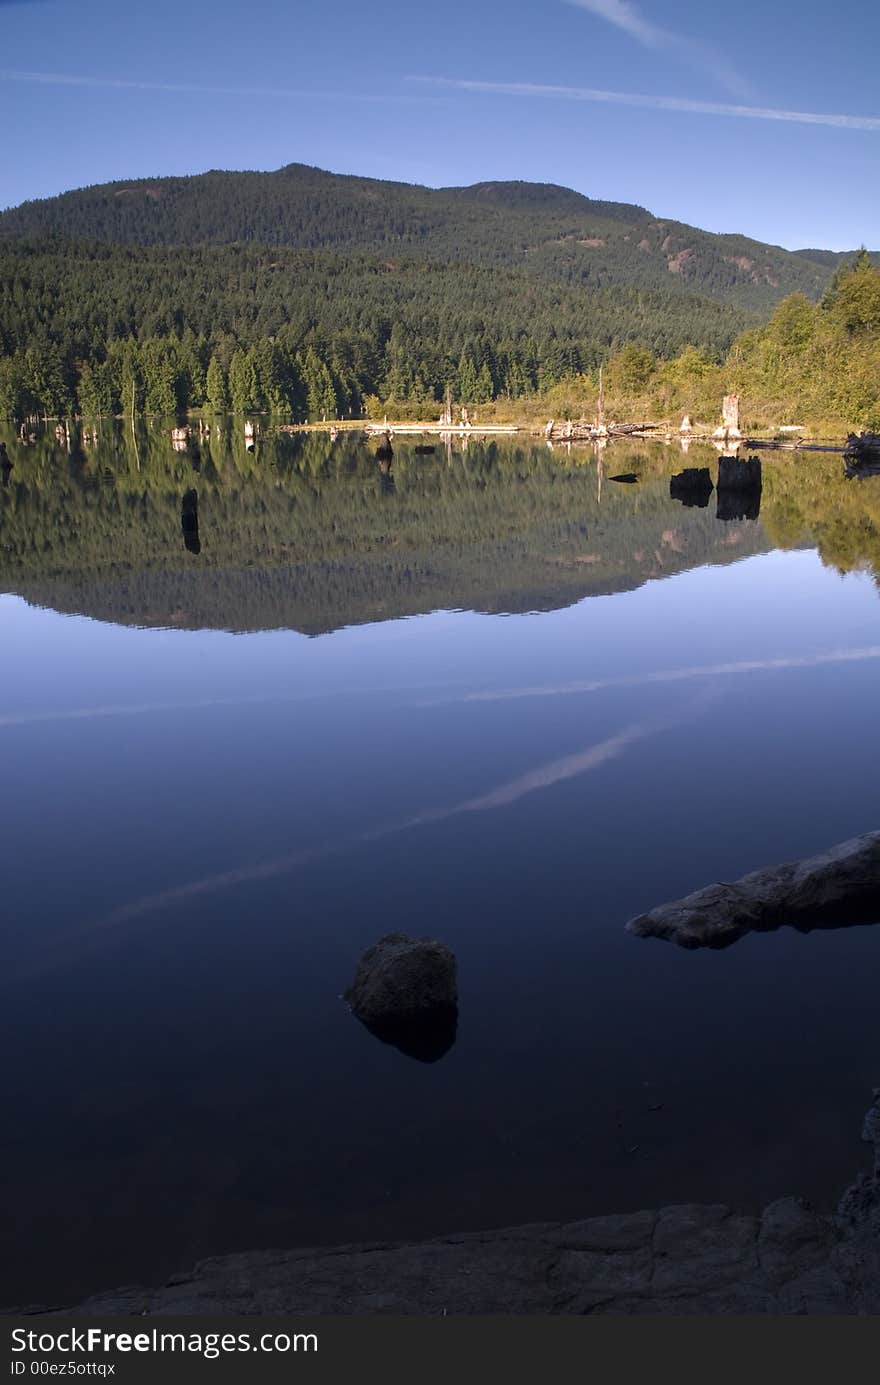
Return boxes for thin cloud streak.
[410,77,880,132]
[0,69,443,104]
[95,718,658,925]
[566,0,754,100]
[423,646,880,706]
[569,0,666,47]
[0,680,466,730]
[0,694,301,729]
[452,722,653,811]
[7,713,679,983]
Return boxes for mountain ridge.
[2,161,873,315]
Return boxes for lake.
[2,421,880,1306]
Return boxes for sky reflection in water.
[2,432,880,1305]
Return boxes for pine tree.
[206,356,230,413]
[77,360,116,416]
[229,349,257,414]
[457,353,479,402]
[301,347,338,420]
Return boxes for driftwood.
[610,422,663,436]
[547,421,663,442]
[627,832,880,950]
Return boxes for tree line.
[0,238,877,429]
[0,235,750,420]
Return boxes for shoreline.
[18,1092,880,1317]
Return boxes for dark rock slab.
[20,1091,880,1316]
[33,1193,880,1317]
[626,831,880,949]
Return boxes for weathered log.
[626,831,880,950]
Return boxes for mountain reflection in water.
[2,425,877,636]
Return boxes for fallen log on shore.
[546,421,665,442]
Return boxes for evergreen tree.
[206,355,230,413]
[0,353,30,419]
[301,347,337,420]
[139,339,180,415]
[457,353,479,402]
[77,360,117,416]
[229,349,257,414]
[475,362,494,404]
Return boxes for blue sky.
[1,0,877,249]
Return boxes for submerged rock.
[346,933,458,1061]
[627,831,880,950]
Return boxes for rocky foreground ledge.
[26,1093,880,1316]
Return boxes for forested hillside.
[0,162,876,425]
[0,163,846,310]
[0,237,750,419]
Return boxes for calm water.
[2,422,880,1305]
